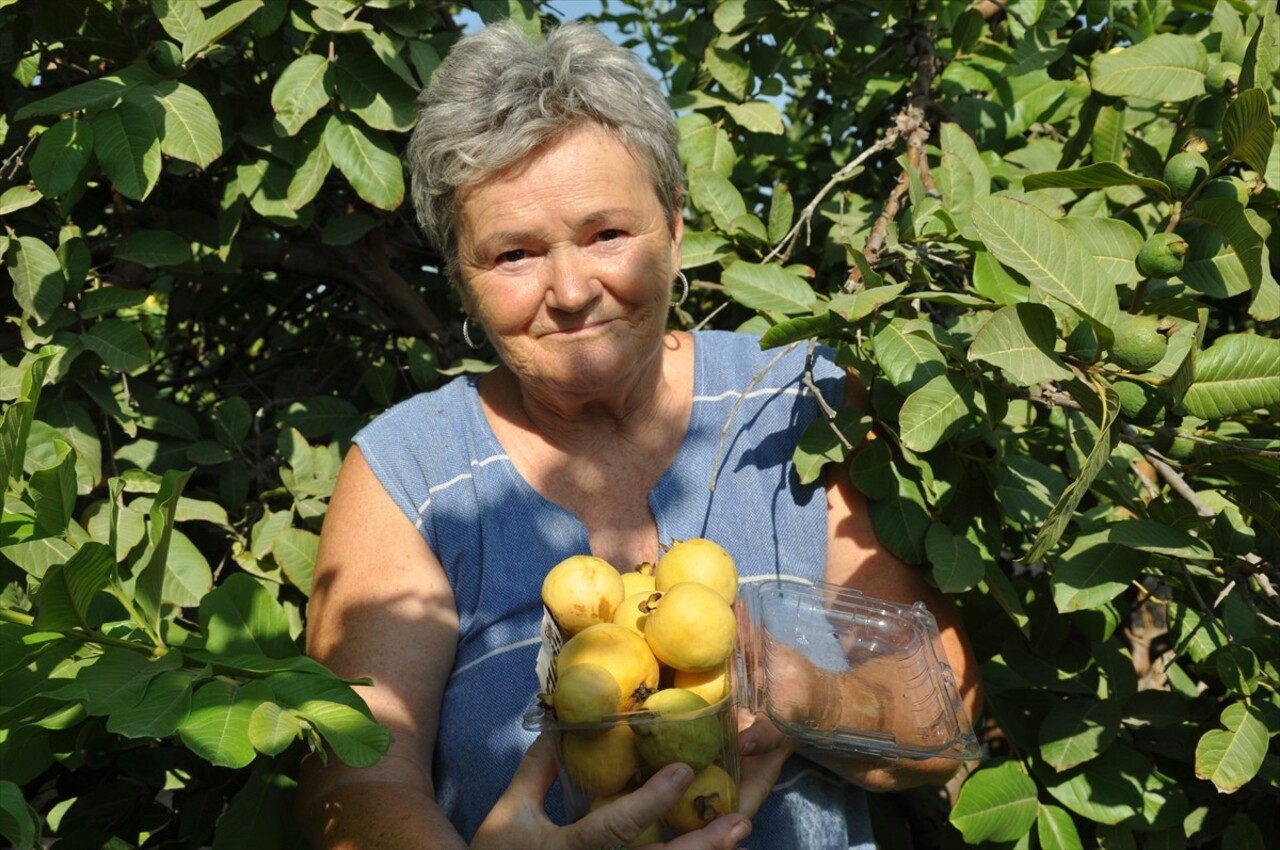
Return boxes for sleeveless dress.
[353,329,876,850]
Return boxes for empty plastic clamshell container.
[736,577,978,761]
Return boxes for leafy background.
[1,0,1278,847]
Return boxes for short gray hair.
[406,21,684,282]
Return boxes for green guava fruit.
[1047,52,1077,80]
[1111,379,1167,426]
[1163,151,1210,200]
[147,41,183,76]
[1068,27,1101,56]
[1206,61,1242,94]
[632,688,722,771]
[1109,314,1168,372]
[1135,232,1189,279]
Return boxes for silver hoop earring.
[673,270,689,308]
[462,317,484,350]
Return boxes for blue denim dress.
[354,330,876,849]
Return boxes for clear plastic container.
[737,577,978,761]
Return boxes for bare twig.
[1212,579,1237,611]
[802,338,854,451]
[1141,448,1217,517]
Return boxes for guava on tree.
[1163,150,1210,200]
[1108,314,1170,372]
[1135,232,1189,279]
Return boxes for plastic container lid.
[737,577,978,761]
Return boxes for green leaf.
[14,62,160,120]
[950,760,1039,844]
[1024,391,1118,563]
[271,54,333,136]
[678,115,737,178]
[724,100,784,134]
[247,701,302,755]
[273,527,318,596]
[970,303,1074,386]
[322,112,404,211]
[30,119,95,197]
[92,100,161,201]
[1181,333,1280,418]
[8,236,66,324]
[1088,33,1207,102]
[82,319,151,373]
[333,53,418,133]
[1043,741,1147,824]
[926,524,986,593]
[29,442,77,536]
[1107,519,1214,560]
[134,468,193,637]
[1037,803,1084,850]
[767,183,794,245]
[142,81,223,167]
[198,572,297,659]
[1052,540,1141,612]
[105,668,194,738]
[705,44,750,100]
[1182,198,1266,298]
[153,0,204,45]
[290,698,390,767]
[1039,696,1123,771]
[288,125,332,210]
[163,529,214,607]
[899,374,973,453]
[1059,217,1145,285]
[1023,162,1168,194]
[279,396,360,439]
[0,780,40,850]
[0,185,41,215]
[182,0,263,62]
[867,473,931,564]
[721,260,817,314]
[972,196,1119,332]
[1195,702,1268,793]
[177,679,264,768]
[1215,644,1260,698]
[32,542,115,631]
[76,646,182,715]
[114,229,192,268]
[689,168,747,230]
[1221,88,1275,175]
[872,320,948,393]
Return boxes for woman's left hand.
[469,734,753,850]
[734,711,795,817]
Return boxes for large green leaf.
[105,668,194,738]
[0,780,39,850]
[724,100,784,134]
[872,319,948,393]
[114,229,192,268]
[969,303,1074,386]
[177,679,264,768]
[287,124,332,210]
[721,260,817,314]
[1039,696,1123,771]
[678,114,737,179]
[1036,804,1084,849]
[29,119,95,197]
[1195,702,1268,793]
[28,441,77,536]
[1221,88,1275,175]
[247,701,302,756]
[31,542,116,631]
[162,529,214,608]
[926,523,986,593]
[333,53,418,132]
[1088,33,1207,102]
[198,572,297,659]
[153,0,204,45]
[1059,217,1145,285]
[1107,519,1214,560]
[273,527,318,596]
[81,319,151,373]
[1023,162,1167,194]
[972,195,1119,332]
[1051,540,1142,612]
[76,647,182,716]
[290,699,391,768]
[1182,198,1266,298]
[950,760,1039,844]
[92,100,162,201]
[1181,333,1280,418]
[182,0,263,62]
[322,112,405,211]
[899,373,974,452]
[7,236,66,324]
[1043,741,1147,824]
[211,765,302,850]
[689,168,748,231]
[14,62,160,120]
[141,81,223,168]
[867,472,931,564]
[271,54,333,136]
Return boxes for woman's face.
[455,124,682,401]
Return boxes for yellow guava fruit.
[644,582,737,673]
[633,688,724,772]
[562,725,640,797]
[620,562,657,597]
[557,622,660,711]
[673,663,730,705]
[663,763,738,835]
[655,538,739,604]
[612,591,660,636]
[551,662,621,725]
[541,554,625,636]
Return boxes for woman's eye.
[596,229,622,242]
[496,249,527,264]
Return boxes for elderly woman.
[298,20,981,850]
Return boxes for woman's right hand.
[469,734,752,850]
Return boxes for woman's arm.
[818,460,985,791]
[297,447,467,849]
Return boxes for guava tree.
[1,0,1277,847]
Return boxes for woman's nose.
[544,249,600,312]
